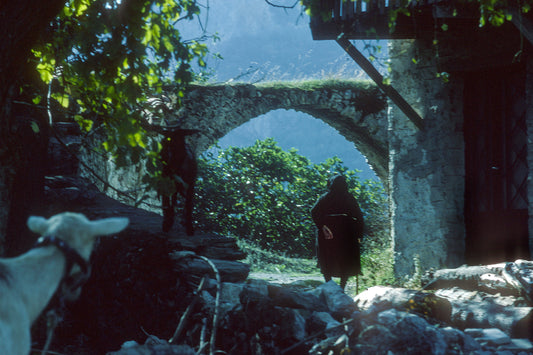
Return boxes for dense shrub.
[194,138,389,258]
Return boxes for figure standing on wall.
[311,175,364,291]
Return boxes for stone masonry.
[389,36,533,277]
[167,82,388,181]
[527,59,533,259]
[388,39,466,276]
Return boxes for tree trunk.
[4,113,49,256]
[0,0,65,255]
[0,167,14,255]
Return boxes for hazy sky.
[180,0,381,82]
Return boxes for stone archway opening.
[201,107,390,229]
[178,82,389,183]
[207,108,380,183]
[196,107,392,283]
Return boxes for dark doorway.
[464,65,530,264]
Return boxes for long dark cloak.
[311,176,364,277]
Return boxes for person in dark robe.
[311,175,364,290]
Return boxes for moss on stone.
[190,78,379,95]
[254,78,377,92]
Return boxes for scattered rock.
[503,260,533,302]
[170,252,250,283]
[476,328,511,346]
[314,280,356,318]
[376,309,448,354]
[439,326,481,353]
[107,336,195,355]
[424,261,533,300]
[355,324,398,355]
[354,285,452,322]
[465,328,533,353]
[268,283,327,312]
[500,338,533,352]
[306,311,343,338]
[436,287,533,338]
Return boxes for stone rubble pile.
[111,260,533,355]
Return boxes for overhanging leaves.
[29,0,209,194]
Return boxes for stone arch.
[166,82,389,181]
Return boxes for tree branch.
[264,0,299,9]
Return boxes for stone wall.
[388,39,466,276]
[527,58,533,257]
[169,82,388,181]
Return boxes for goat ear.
[88,217,129,237]
[27,216,49,235]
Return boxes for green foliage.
[359,244,396,287]
[239,236,396,296]
[30,0,208,171]
[300,0,333,22]
[301,0,533,34]
[195,138,389,258]
[402,254,423,289]
[238,239,318,274]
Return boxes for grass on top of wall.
[240,238,397,297]
[254,78,377,92]
[189,78,379,94]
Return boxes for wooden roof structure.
[311,0,533,43]
[309,0,533,130]
[310,0,475,40]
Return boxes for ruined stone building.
[81,1,533,279]
[310,0,533,276]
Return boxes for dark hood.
[328,175,348,194]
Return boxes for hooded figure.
[311,175,364,290]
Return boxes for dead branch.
[169,276,207,344]
[169,253,222,355]
[197,318,208,355]
[280,318,355,354]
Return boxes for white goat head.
[0,212,129,355]
[27,212,129,260]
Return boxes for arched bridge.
[166,81,389,181]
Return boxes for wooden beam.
[336,34,425,130]
[509,7,533,48]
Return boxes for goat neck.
[7,244,71,325]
